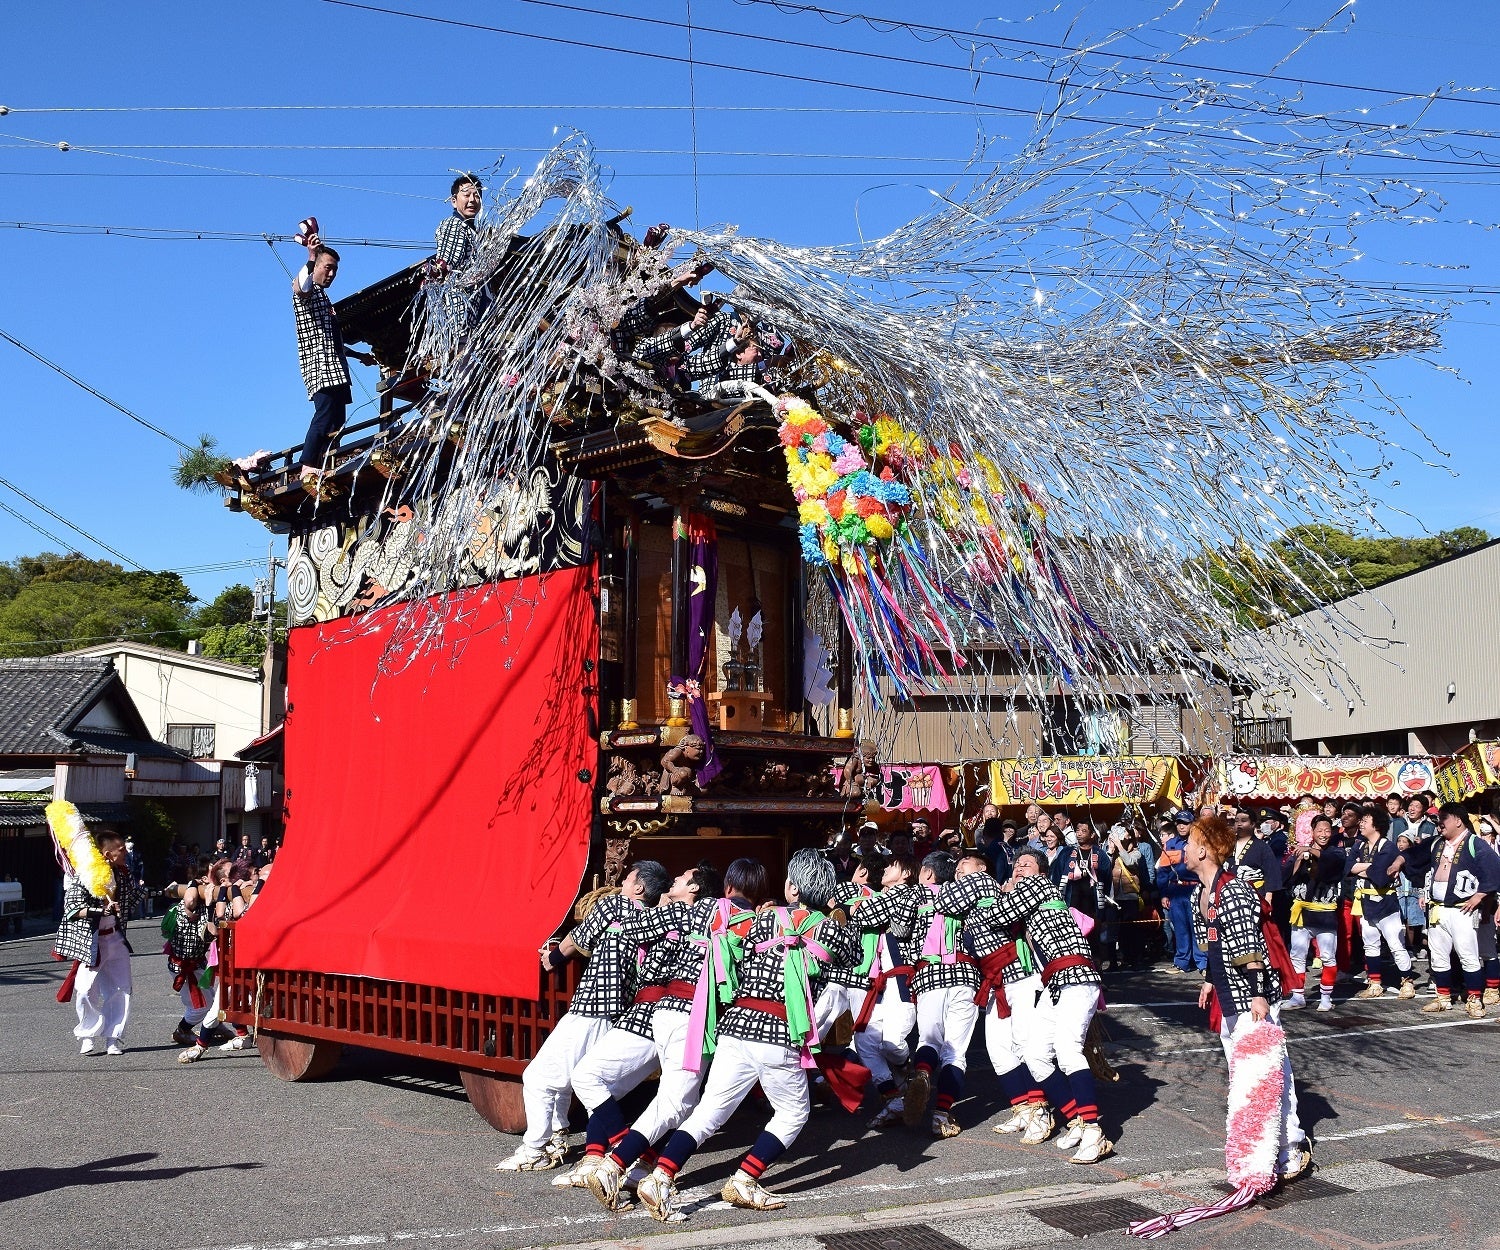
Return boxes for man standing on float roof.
[433,173,484,333]
[291,224,372,482]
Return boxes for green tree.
[1197,525,1491,626]
[0,553,197,657]
[195,584,256,630]
[194,586,287,667]
[197,621,266,666]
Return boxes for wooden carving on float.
[659,734,708,796]
[283,458,589,625]
[838,739,881,803]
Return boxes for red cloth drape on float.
[234,566,597,998]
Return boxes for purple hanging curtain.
[671,512,723,785]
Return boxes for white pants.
[676,1033,809,1149]
[1359,909,1412,973]
[178,979,212,1029]
[521,1012,610,1149]
[1219,1004,1305,1172]
[633,1008,709,1144]
[984,973,1038,1075]
[855,982,915,1087]
[1429,906,1482,974]
[916,985,978,1072]
[814,980,857,1036]
[74,929,132,1043]
[572,1027,658,1114]
[1289,927,1338,974]
[1024,983,1097,1081]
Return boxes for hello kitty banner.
[1220,755,1436,801]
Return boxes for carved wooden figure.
[659,734,707,796]
[838,738,881,802]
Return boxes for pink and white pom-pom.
[1127,1019,1288,1238]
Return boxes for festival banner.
[835,764,950,812]
[987,757,1182,807]
[1435,741,1500,804]
[1220,755,1435,802]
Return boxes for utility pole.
[254,540,285,735]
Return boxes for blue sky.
[2,1,1498,608]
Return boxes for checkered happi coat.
[54,881,103,965]
[164,901,211,965]
[937,871,1032,977]
[964,873,1100,999]
[53,869,143,966]
[434,212,478,272]
[907,884,982,996]
[566,893,646,1021]
[1193,871,1283,1016]
[825,882,882,988]
[717,906,861,1049]
[292,276,350,398]
[609,898,708,1039]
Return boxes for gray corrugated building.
[1240,537,1500,756]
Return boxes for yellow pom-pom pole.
[45,800,115,900]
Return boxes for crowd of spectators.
[820,793,1500,1012]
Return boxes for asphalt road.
[2,929,1497,1250]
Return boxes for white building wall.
[1240,540,1500,754]
[67,645,263,760]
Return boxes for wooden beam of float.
[619,509,640,729]
[835,602,855,739]
[667,500,693,727]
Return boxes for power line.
[300,0,1134,124]
[167,559,266,575]
[8,165,1500,183]
[0,102,1097,116]
[311,0,1500,174]
[0,627,210,651]
[0,476,144,569]
[0,497,74,554]
[0,327,196,451]
[729,0,1500,111]
[0,143,1017,161]
[0,218,1491,290]
[0,220,429,247]
[500,0,1500,147]
[0,131,434,201]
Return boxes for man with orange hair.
[1186,814,1310,1183]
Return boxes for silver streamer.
[344,7,1460,754]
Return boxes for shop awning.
[1220,755,1436,801]
[987,756,1183,807]
[1434,742,1500,803]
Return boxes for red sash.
[734,996,788,1020]
[1203,873,1295,1034]
[1260,897,1297,986]
[1040,953,1094,985]
[974,942,1022,1016]
[172,954,207,1010]
[853,964,914,1032]
[55,958,81,1003]
[815,1050,872,1113]
[911,951,976,1000]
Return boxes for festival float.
[203,104,1446,1129]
